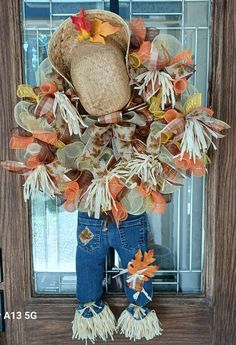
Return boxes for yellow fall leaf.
[90,18,120,44]
[75,29,91,41]
[90,34,105,44]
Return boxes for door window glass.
[22,0,211,295]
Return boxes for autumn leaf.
[71,10,120,44]
[128,249,159,280]
[71,8,92,33]
[75,29,91,42]
[143,250,156,265]
[90,18,120,44]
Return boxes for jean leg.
[109,213,153,306]
[76,212,109,304]
[115,248,153,306]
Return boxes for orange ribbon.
[32,131,58,145]
[10,136,34,149]
[175,152,206,177]
[173,77,188,95]
[40,82,58,95]
[129,18,151,65]
[62,181,80,212]
[137,41,152,63]
[130,18,146,41]
[137,183,152,197]
[150,190,167,214]
[171,50,193,65]
[195,106,214,117]
[164,109,182,123]
[9,132,62,150]
[109,177,128,226]
[137,183,166,214]
[26,155,41,169]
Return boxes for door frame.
[0,0,235,344]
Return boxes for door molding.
[0,0,25,344]
[207,0,236,343]
[0,0,235,344]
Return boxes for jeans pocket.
[77,218,103,252]
[118,215,147,251]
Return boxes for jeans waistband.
[77,211,146,223]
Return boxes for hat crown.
[70,42,131,116]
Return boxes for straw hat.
[48,9,131,116]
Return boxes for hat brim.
[48,9,130,87]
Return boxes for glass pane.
[185,1,209,27]
[23,2,50,28]
[132,1,182,14]
[22,0,211,295]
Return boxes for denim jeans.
[76,211,152,308]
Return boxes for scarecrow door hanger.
[0,1,234,345]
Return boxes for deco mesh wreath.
[1,8,229,343]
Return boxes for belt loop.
[102,215,109,232]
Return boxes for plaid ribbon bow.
[34,88,78,118]
[80,123,136,162]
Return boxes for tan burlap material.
[48,9,131,116]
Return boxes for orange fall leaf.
[128,249,159,279]
[90,18,120,44]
